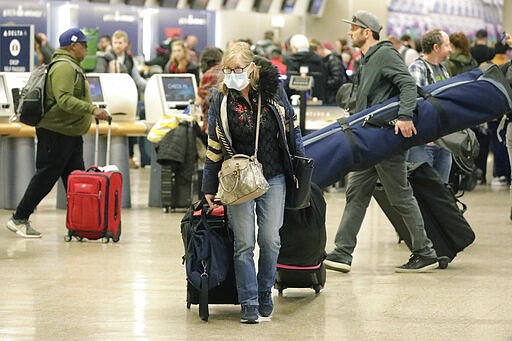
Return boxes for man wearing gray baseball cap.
[324,11,439,273]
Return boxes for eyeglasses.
[222,64,249,74]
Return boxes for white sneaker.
[6,218,42,238]
[491,176,508,187]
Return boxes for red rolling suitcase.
[65,117,122,243]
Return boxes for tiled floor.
[1,167,512,340]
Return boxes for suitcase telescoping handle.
[94,116,112,166]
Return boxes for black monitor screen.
[161,76,196,104]
[160,0,179,7]
[308,0,324,15]
[88,76,104,103]
[0,75,8,104]
[281,0,296,13]
[254,0,272,12]
[189,0,209,9]
[223,0,239,9]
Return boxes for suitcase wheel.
[102,237,110,243]
[187,302,191,309]
[314,285,322,294]
[112,222,121,243]
[64,234,72,242]
[163,206,170,213]
[274,282,284,294]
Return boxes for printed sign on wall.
[0,25,34,72]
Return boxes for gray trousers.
[332,151,437,263]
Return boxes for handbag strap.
[253,94,262,158]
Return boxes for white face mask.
[224,71,250,91]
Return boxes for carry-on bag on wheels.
[275,183,327,294]
[373,162,475,268]
[65,117,122,243]
[180,199,238,321]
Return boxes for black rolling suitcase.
[161,166,195,213]
[373,162,475,268]
[180,199,238,321]
[157,122,197,213]
[275,184,327,294]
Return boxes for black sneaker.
[395,254,438,273]
[258,291,273,320]
[240,305,259,324]
[324,252,351,273]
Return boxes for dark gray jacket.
[356,41,417,121]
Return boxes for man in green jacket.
[324,11,438,273]
[6,27,110,238]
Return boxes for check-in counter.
[0,71,148,210]
[0,123,36,209]
[145,73,198,208]
[0,71,34,209]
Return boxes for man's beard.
[351,36,365,49]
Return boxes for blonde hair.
[170,40,190,72]
[218,41,260,95]
[112,30,128,42]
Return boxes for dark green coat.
[356,41,417,121]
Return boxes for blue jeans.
[407,143,452,184]
[226,174,285,307]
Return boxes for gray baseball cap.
[343,10,382,33]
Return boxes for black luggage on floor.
[275,183,327,293]
[157,122,198,212]
[373,162,475,268]
[180,199,238,321]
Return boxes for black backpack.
[14,59,83,126]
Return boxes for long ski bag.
[304,64,512,188]
[275,183,327,294]
[66,117,122,243]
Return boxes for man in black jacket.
[310,39,348,105]
[283,34,327,102]
[470,29,495,65]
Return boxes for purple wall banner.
[156,8,216,55]
[78,3,141,55]
[0,2,48,36]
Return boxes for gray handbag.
[436,128,480,160]
[218,94,269,205]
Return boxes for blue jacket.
[202,57,304,195]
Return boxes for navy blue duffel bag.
[304,64,512,188]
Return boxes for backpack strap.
[45,58,86,112]
[50,58,86,82]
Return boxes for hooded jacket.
[356,41,417,121]
[202,56,305,195]
[39,49,94,136]
[444,50,478,76]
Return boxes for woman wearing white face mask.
[202,42,305,324]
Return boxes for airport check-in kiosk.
[55,73,143,209]
[144,73,198,208]
[0,72,35,210]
